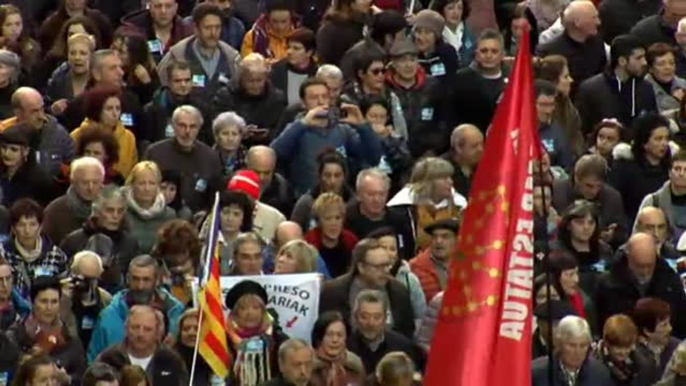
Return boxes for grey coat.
[645,74,686,114]
[125,206,177,255]
[532,355,613,386]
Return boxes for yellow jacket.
[240,22,293,62]
[71,119,138,178]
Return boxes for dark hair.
[30,275,62,303]
[533,273,562,303]
[266,0,293,13]
[325,0,366,21]
[352,51,386,82]
[299,77,328,100]
[82,362,120,386]
[632,297,671,334]
[589,119,624,149]
[151,219,202,269]
[287,28,316,52]
[370,11,408,44]
[351,238,383,275]
[9,198,43,227]
[74,123,120,166]
[113,32,157,86]
[219,190,256,232]
[428,0,471,21]
[367,226,397,239]
[610,34,644,70]
[359,95,391,118]
[161,169,184,211]
[84,86,122,123]
[311,311,347,348]
[48,15,101,59]
[557,200,601,257]
[646,42,676,68]
[672,149,686,166]
[631,113,671,165]
[0,5,29,48]
[317,148,347,177]
[535,55,567,83]
[11,355,55,386]
[120,365,152,386]
[192,3,223,25]
[166,60,191,81]
[534,79,557,98]
[476,28,503,48]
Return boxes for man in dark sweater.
[630,0,686,47]
[451,29,507,133]
[575,34,657,134]
[441,124,483,199]
[536,0,605,95]
[145,105,223,212]
[599,0,661,44]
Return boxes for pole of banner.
[189,193,221,386]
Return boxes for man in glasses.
[319,238,416,339]
[410,218,458,304]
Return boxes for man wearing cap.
[575,34,656,133]
[385,38,446,158]
[0,87,73,177]
[409,218,458,303]
[145,105,223,212]
[227,169,286,241]
[532,300,577,359]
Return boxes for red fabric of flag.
[423,32,539,386]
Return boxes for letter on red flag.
[423,32,538,386]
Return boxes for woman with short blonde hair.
[124,161,176,254]
[274,239,318,274]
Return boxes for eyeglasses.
[363,261,393,270]
[370,68,387,76]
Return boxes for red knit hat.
[227,170,261,200]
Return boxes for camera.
[171,272,186,287]
[70,275,90,293]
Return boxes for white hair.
[172,105,204,127]
[70,156,105,181]
[355,168,391,192]
[555,315,592,343]
[70,251,104,275]
[679,17,686,33]
[212,111,246,138]
[316,64,343,81]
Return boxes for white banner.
[194,274,321,342]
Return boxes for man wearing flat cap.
[532,300,577,359]
[409,218,458,303]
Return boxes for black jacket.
[260,173,296,218]
[595,254,686,337]
[316,13,368,66]
[345,201,416,260]
[608,157,669,223]
[575,72,658,134]
[599,0,662,43]
[213,83,287,146]
[451,65,507,132]
[319,273,415,339]
[270,59,318,105]
[0,160,56,207]
[97,343,189,386]
[536,33,607,96]
[346,329,424,375]
[630,13,677,47]
[144,87,213,147]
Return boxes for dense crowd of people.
[2,0,686,385]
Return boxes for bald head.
[247,145,276,190]
[12,87,46,129]
[275,221,303,247]
[636,207,669,245]
[627,233,657,284]
[563,1,600,39]
[451,124,484,168]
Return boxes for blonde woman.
[657,341,686,385]
[47,32,95,115]
[273,239,318,274]
[123,161,176,254]
[387,157,467,252]
[304,192,359,278]
[368,352,420,386]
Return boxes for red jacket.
[409,249,442,303]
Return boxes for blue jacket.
[539,121,574,170]
[271,119,383,195]
[10,289,30,318]
[86,289,184,362]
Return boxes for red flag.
[423,32,539,385]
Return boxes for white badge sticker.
[430,63,446,76]
[147,39,163,53]
[192,74,206,87]
[120,113,134,127]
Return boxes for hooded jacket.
[241,13,300,60]
[635,180,686,241]
[87,289,185,362]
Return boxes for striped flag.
[198,195,231,378]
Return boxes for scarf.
[125,188,167,220]
[0,300,17,330]
[568,292,586,319]
[23,313,66,355]
[558,361,580,386]
[596,340,638,383]
[226,312,274,386]
[14,236,43,262]
[315,347,348,386]
[66,186,92,222]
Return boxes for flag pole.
[189,193,221,386]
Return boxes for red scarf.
[568,292,586,318]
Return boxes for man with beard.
[595,233,686,337]
[87,255,184,361]
[575,34,658,134]
[96,305,188,384]
[409,219,458,303]
[319,238,415,339]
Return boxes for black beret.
[225,280,268,310]
[0,123,34,146]
[534,300,577,320]
[424,218,459,234]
